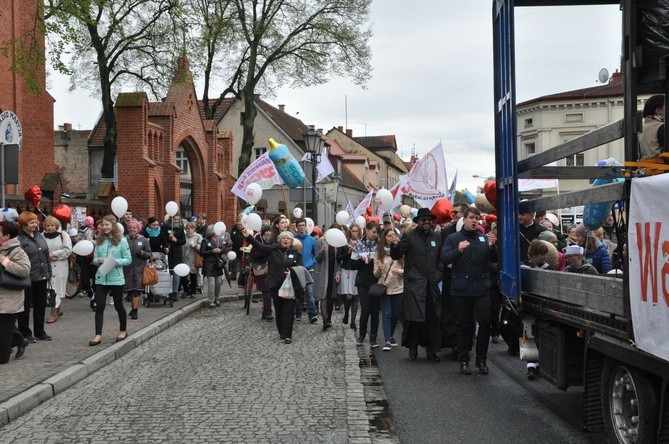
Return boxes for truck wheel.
[601,358,658,444]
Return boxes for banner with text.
[628,174,669,362]
[231,152,284,200]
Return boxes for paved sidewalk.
[0,286,398,443]
[0,284,242,404]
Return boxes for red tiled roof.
[255,98,309,145]
[354,135,397,150]
[339,164,367,192]
[198,97,235,122]
[518,72,623,107]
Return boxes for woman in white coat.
[43,216,72,323]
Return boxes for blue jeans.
[295,272,317,319]
[380,293,403,342]
[171,273,181,295]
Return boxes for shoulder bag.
[142,259,159,286]
[45,283,57,307]
[194,252,204,269]
[0,247,32,290]
[368,260,394,299]
[252,261,268,277]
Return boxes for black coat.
[141,228,168,256]
[200,236,231,277]
[441,227,497,297]
[17,230,52,283]
[246,235,302,289]
[519,221,545,264]
[390,228,442,322]
[162,223,186,267]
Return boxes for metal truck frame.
[493,1,669,442]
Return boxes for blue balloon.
[462,189,476,204]
[583,158,623,230]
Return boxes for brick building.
[88,58,237,222]
[0,0,55,209]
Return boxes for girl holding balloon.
[89,215,132,346]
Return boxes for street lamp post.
[303,125,325,226]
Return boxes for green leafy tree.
[44,0,177,178]
[185,0,373,176]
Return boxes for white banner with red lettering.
[401,143,448,209]
[231,152,284,200]
[629,174,669,363]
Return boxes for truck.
[493,1,669,442]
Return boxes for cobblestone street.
[0,300,387,443]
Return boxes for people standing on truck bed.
[519,207,546,265]
[639,94,665,159]
[441,207,497,375]
[563,245,599,275]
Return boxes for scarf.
[146,226,161,238]
[44,231,61,239]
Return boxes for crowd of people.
[0,202,623,380]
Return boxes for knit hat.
[277,231,294,242]
[564,245,584,256]
[17,211,38,227]
[84,216,94,227]
[538,230,557,243]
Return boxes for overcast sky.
[50,1,622,194]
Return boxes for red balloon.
[483,180,497,210]
[53,204,72,226]
[24,185,42,208]
[431,198,453,225]
[485,214,497,230]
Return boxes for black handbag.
[0,267,31,290]
[45,283,57,308]
[368,260,394,299]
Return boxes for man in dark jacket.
[442,207,497,375]
[229,213,246,279]
[163,215,186,301]
[519,207,545,265]
[390,207,442,362]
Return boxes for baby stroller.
[144,252,175,308]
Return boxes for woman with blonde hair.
[43,216,72,323]
[89,215,131,346]
[374,228,404,351]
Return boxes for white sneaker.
[382,342,392,351]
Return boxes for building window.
[176,149,189,175]
[565,153,584,166]
[254,147,267,159]
[565,113,584,123]
[525,142,536,157]
[524,118,533,128]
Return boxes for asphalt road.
[369,326,596,444]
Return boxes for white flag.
[302,152,336,183]
[354,190,374,217]
[448,170,458,203]
[389,175,409,209]
[404,143,449,209]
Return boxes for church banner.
[402,143,448,209]
[232,152,284,200]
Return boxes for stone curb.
[0,293,244,427]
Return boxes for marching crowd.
[0,202,622,379]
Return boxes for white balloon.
[305,217,315,235]
[375,188,394,212]
[456,218,464,232]
[335,210,350,226]
[110,196,128,219]
[165,201,179,217]
[246,213,262,231]
[214,221,226,236]
[72,240,94,256]
[324,228,348,248]
[117,222,124,234]
[399,205,412,219]
[173,263,190,277]
[245,183,263,205]
[227,251,237,261]
[68,228,78,237]
[355,215,366,229]
[293,207,303,218]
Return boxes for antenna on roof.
[597,68,609,84]
[357,122,373,137]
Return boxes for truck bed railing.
[518,182,625,213]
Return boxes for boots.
[129,309,138,320]
[475,357,489,375]
[460,361,472,375]
[46,307,58,324]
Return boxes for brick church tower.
[0,0,55,202]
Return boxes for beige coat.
[373,254,404,296]
[0,238,31,314]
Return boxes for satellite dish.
[598,68,610,84]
